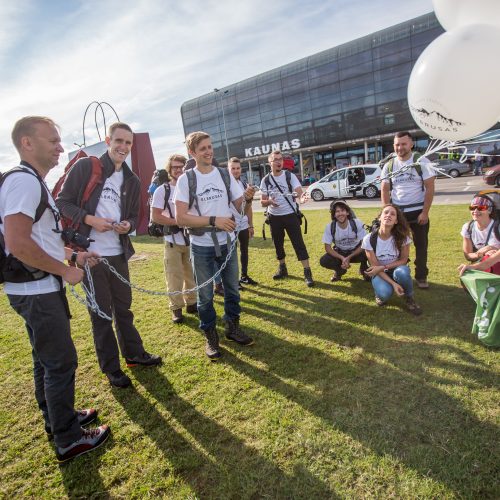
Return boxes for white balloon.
[433,0,500,30]
[408,25,500,141]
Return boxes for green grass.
[0,204,499,499]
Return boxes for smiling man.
[56,122,161,388]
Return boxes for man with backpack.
[56,122,161,388]
[174,131,256,361]
[260,150,314,287]
[381,131,435,289]
[319,200,368,282]
[150,154,197,324]
[0,116,110,462]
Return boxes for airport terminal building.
[180,12,444,184]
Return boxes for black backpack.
[0,166,50,284]
[148,184,170,238]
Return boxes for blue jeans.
[191,243,240,330]
[371,265,414,302]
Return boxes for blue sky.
[0,0,434,179]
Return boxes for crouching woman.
[361,204,422,315]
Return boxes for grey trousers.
[84,254,145,374]
[8,291,82,448]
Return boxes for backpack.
[0,166,51,284]
[52,150,103,235]
[148,184,169,237]
[382,152,423,192]
[365,219,381,254]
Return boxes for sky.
[0,0,434,181]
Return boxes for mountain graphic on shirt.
[102,186,120,198]
[197,184,224,198]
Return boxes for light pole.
[214,88,230,162]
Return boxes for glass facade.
[181,12,443,178]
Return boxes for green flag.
[460,270,500,347]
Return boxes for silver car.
[433,159,471,178]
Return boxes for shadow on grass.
[59,432,112,498]
[112,370,337,499]
[225,283,498,497]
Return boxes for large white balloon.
[433,0,500,31]
[408,25,500,141]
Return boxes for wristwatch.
[70,251,78,264]
[383,267,389,273]
[209,216,216,227]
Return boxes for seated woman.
[361,204,422,315]
[458,194,500,275]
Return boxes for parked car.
[483,164,500,187]
[433,159,471,178]
[306,164,381,201]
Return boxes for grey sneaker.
[405,296,423,316]
[56,425,110,463]
[375,296,386,307]
[224,318,254,346]
[204,326,222,360]
[416,279,429,289]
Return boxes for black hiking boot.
[304,267,314,287]
[224,318,254,346]
[204,326,222,361]
[273,263,288,280]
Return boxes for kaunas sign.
[244,138,301,158]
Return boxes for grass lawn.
[0,204,498,499]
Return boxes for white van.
[306,164,381,201]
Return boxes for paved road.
[253,174,489,212]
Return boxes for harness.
[0,164,62,285]
[382,152,425,211]
[262,171,307,240]
[466,220,499,253]
[186,167,232,256]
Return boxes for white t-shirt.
[461,220,500,250]
[151,182,187,246]
[230,178,249,231]
[361,233,412,266]
[89,170,123,256]
[0,169,65,295]
[174,167,243,247]
[260,171,301,216]
[322,218,366,251]
[381,154,435,211]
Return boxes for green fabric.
[460,270,500,347]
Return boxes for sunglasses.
[468,205,490,212]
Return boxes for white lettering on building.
[244,138,301,158]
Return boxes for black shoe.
[240,275,258,285]
[330,271,340,282]
[45,409,98,440]
[238,283,244,291]
[204,327,222,361]
[56,425,110,463]
[172,308,184,324]
[405,296,423,316]
[304,267,314,287]
[186,303,198,314]
[224,318,254,346]
[125,352,162,368]
[273,263,288,280]
[214,283,224,296]
[106,369,132,388]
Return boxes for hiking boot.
[45,409,98,440]
[330,271,340,282]
[273,263,288,280]
[204,326,221,361]
[375,296,386,307]
[125,352,162,368]
[106,369,132,388]
[186,303,198,314]
[214,283,224,296]
[405,296,423,316]
[172,308,184,324]
[56,425,110,463]
[416,279,429,289]
[224,318,254,346]
[240,275,258,285]
[304,267,314,287]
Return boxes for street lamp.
[214,88,230,162]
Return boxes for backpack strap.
[369,230,379,255]
[81,157,103,205]
[387,152,424,193]
[330,220,336,242]
[349,218,358,237]
[216,166,232,205]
